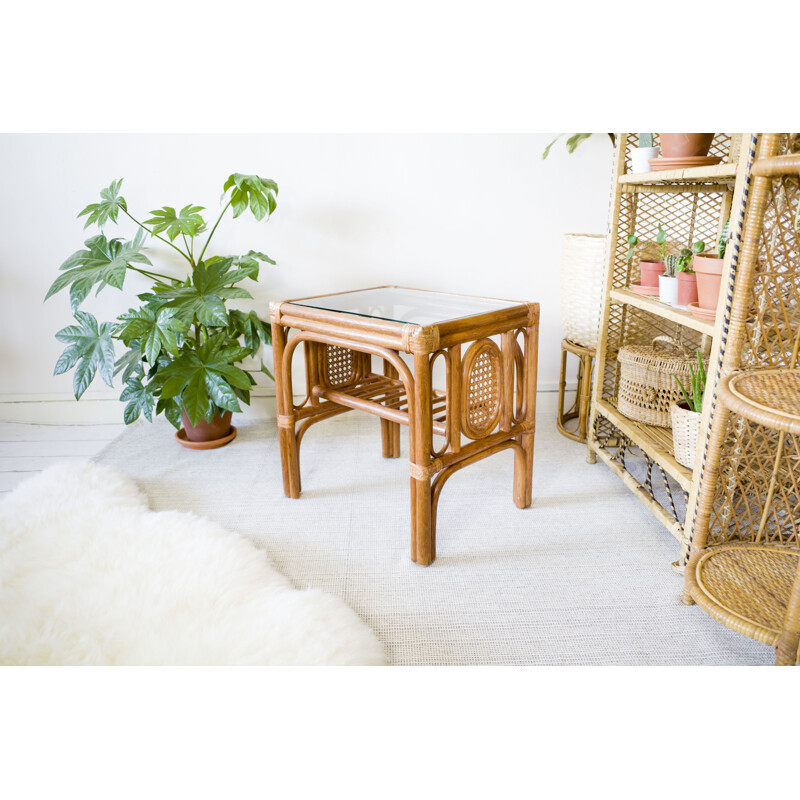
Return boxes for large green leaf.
[144,204,206,241]
[228,309,272,354]
[156,396,183,429]
[156,258,255,327]
[222,174,278,221]
[53,311,116,399]
[120,376,155,424]
[46,229,151,311]
[114,344,143,384]
[116,305,188,364]
[77,179,127,229]
[155,333,251,425]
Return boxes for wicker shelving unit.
[587,133,755,545]
[679,135,800,663]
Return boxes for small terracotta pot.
[693,254,725,311]
[676,271,698,308]
[639,260,665,288]
[659,133,715,158]
[181,410,234,442]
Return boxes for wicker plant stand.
[556,338,595,444]
[588,133,753,544]
[680,136,800,664]
[269,286,539,566]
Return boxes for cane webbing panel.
[695,544,800,635]
[724,369,800,433]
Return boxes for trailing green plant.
[46,174,278,429]
[541,133,616,159]
[675,350,707,414]
[625,223,668,263]
[638,133,654,148]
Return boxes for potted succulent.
[630,133,660,173]
[664,242,705,308]
[672,351,707,469]
[46,173,278,448]
[694,218,730,313]
[658,254,679,305]
[659,133,715,158]
[626,223,668,287]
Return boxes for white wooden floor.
[0,421,125,496]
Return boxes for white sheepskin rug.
[0,463,385,665]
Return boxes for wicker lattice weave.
[682,135,800,665]
[617,337,707,428]
[560,234,607,350]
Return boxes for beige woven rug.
[94,409,773,666]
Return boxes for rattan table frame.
[269,286,540,566]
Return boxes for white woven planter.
[671,402,702,469]
[560,233,608,350]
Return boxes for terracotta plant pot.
[693,254,725,311]
[659,133,715,158]
[181,410,234,442]
[676,271,698,308]
[658,275,678,305]
[639,260,665,288]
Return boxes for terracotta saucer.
[688,302,717,321]
[629,281,660,296]
[649,156,722,171]
[175,426,238,450]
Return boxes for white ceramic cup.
[631,146,660,173]
[658,274,679,306]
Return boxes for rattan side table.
[269,286,539,565]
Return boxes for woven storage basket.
[560,233,607,350]
[671,403,702,468]
[617,336,707,428]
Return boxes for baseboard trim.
[0,385,570,423]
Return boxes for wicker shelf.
[588,133,752,548]
[619,163,739,186]
[610,287,716,337]
[594,398,693,491]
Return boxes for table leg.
[514,323,538,509]
[271,321,301,498]
[380,360,402,458]
[411,351,434,565]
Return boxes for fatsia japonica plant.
[45,173,278,429]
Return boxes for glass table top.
[290,287,522,326]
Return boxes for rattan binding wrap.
[560,234,607,350]
[617,336,707,428]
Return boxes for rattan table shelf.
[619,163,739,186]
[269,286,540,566]
[609,288,715,337]
[684,543,800,660]
[719,369,800,434]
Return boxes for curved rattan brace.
[429,440,526,562]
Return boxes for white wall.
[0,134,612,412]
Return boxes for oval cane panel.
[324,345,357,387]
[461,339,503,439]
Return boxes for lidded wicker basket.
[617,336,707,428]
[560,234,607,350]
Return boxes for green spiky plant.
[45,174,278,429]
[675,350,707,413]
[638,133,654,148]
